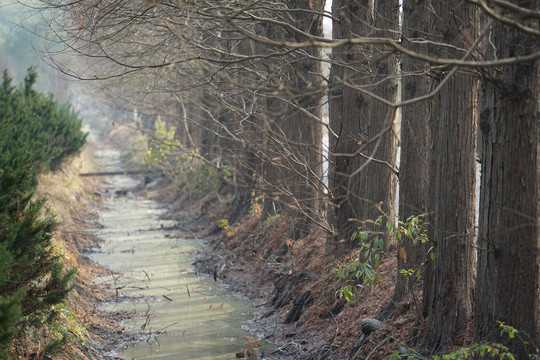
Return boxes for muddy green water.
[90,149,266,360]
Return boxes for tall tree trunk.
[475,9,540,357]
[379,0,430,321]
[286,0,324,237]
[364,0,399,239]
[227,113,258,225]
[329,0,371,248]
[421,0,477,352]
[261,1,324,239]
[330,0,398,250]
[226,37,266,226]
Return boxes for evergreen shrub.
[0,68,86,356]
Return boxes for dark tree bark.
[227,128,258,225]
[329,0,373,247]
[379,0,430,321]
[329,0,398,251]
[261,0,324,239]
[421,0,477,352]
[475,8,540,357]
[364,0,399,238]
[225,35,264,226]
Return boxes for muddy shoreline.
[146,178,421,360]
[148,182,349,360]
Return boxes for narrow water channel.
[90,148,266,359]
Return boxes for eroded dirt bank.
[148,180,423,360]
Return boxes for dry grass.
[185,207,472,359]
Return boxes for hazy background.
[0,0,75,102]
[0,0,122,134]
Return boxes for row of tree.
[36,0,539,356]
[0,68,87,357]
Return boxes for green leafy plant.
[498,321,539,359]
[142,116,181,166]
[335,217,386,302]
[389,342,517,360]
[499,321,519,340]
[335,214,431,303]
[249,191,265,216]
[175,162,228,196]
[142,114,233,197]
[395,213,432,313]
[393,213,430,252]
[432,343,516,360]
[387,322,538,360]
